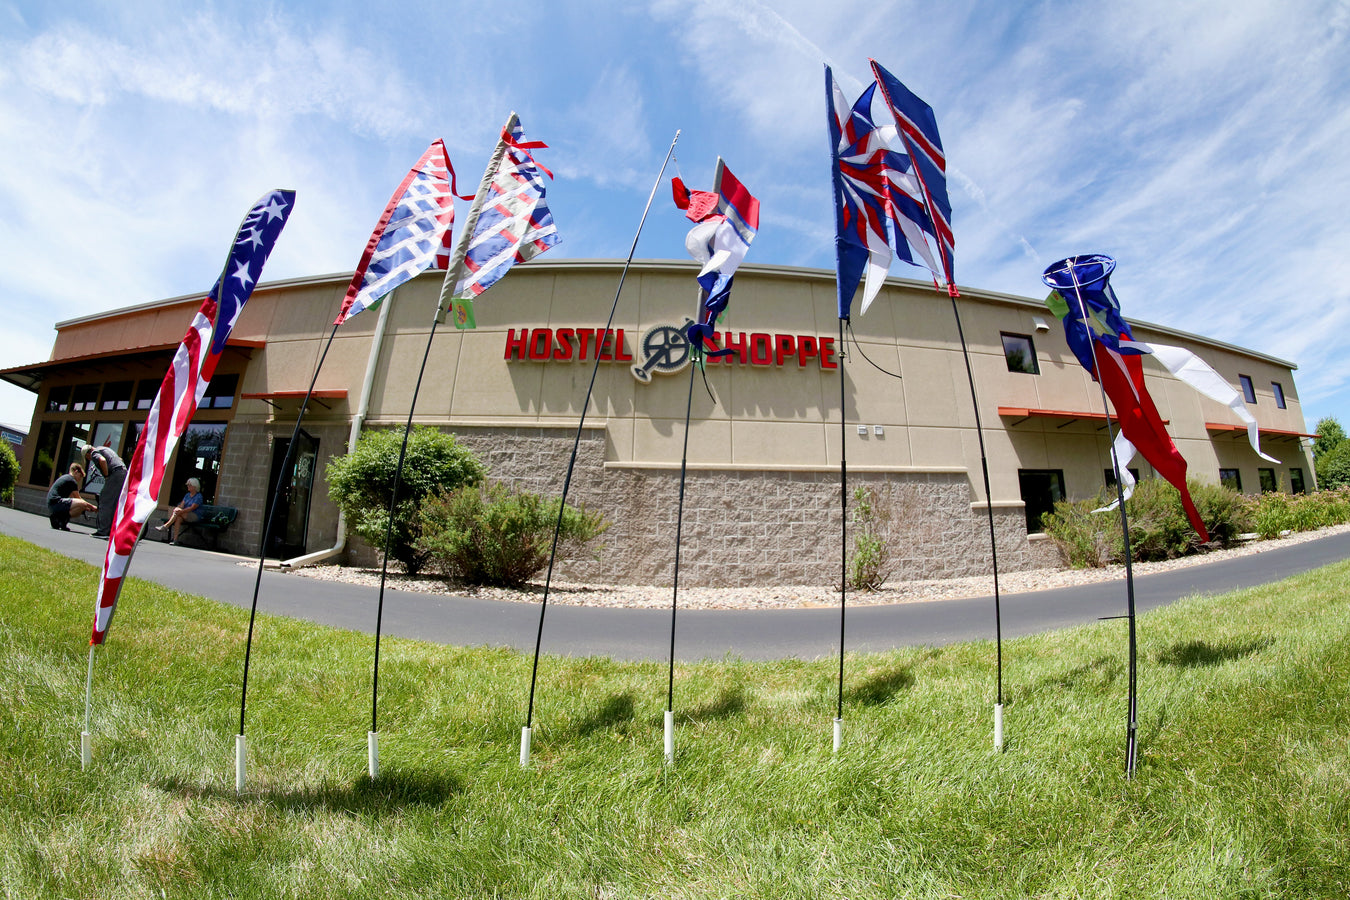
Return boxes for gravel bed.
[272,523,1350,611]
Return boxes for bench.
[160,505,238,550]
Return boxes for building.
[0,259,1316,585]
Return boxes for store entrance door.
[265,430,318,559]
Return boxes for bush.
[1247,486,1350,538]
[848,484,892,591]
[1043,478,1249,568]
[417,482,609,587]
[0,442,18,504]
[1315,440,1350,490]
[326,426,485,575]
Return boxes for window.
[28,421,62,486]
[1018,469,1065,533]
[1271,381,1286,409]
[1239,374,1256,404]
[135,379,160,410]
[1104,468,1141,487]
[45,385,71,413]
[1258,468,1277,493]
[100,381,133,411]
[201,373,239,409]
[71,384,100,412]
[1219,468,1242,492]
[170,421,228,502]
[1290,468,1306,494]
[1001,333,1040,374]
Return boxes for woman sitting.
[156,478,204,545]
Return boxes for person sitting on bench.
[156,478,204,545]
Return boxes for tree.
[0,442,19,504]
[1313,417,1350,489]
[326,426,485,575]
[1313,416,1346,461]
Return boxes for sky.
[2,0,1348,433]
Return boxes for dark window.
[1018,469,1066,533]
[71,384,100,412]
[1104,467,1141,487]
[1258,468,1277,492]
[100,381,133,411]
[135,379,160,410]
[1239,374,1256,404]
[1271,382,1286,409]
[1001,333,1040,375]
[1219,468,1242,492]
[29,421,62,486]
[1290,468,1306,494]
[60,422,91,476]
[202,373,239,409]
[45,385,71,413]
[171,421,228,502]
[122,422,144,462]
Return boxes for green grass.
[2,534,1348,899]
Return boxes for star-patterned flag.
[91,190,295,645]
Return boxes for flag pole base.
[520,726,532,768]
[235,733,246,794]
[833,717,843,754]
[994,703,1004,751]
[663,709,675,766]
[80,731,91,770]
[368,731,379,779]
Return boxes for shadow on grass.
[570,691,637,737]
[846,666,914,706]
[158,767,463,814]
[675,687,746,725]
[1027,655,1123,697]
[1155,637,1274,668]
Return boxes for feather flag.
[334,141,467,325]
[1044,254,1216,542]
[437,114,559,324]
[92,190,295,644]
[671,158,760,352]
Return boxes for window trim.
[1239,374,1256,404]
[1001,332,1040,375]
[1271,381,1286,409]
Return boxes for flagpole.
[1057,257,1140,777]
[834,315,848,753]
[81,644,95,769]
[234,318,340,792]
[521,129,680,767]
[665,328,699,766]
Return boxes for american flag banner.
[441,115,559,310]
[334,141,467,325]
[869,59,956,290]
[827,65,893,319]
[91,190,295,645]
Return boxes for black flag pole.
[664,320,700,766]
[235,318,340,792]
[520,130,681,767]
[1046,255,1141,777]
[834,314,849,753]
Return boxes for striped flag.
[827,65,893,318]
[91,190,295,645]
[869,59,956,289]
[334,141,467,325]
[442,116,559,310]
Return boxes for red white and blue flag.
[334,141,466,325]
[869,59,956,291]
[91,190,295,645]
[672,158,760,350]
[827,65,893,319]
[447,118,560,302]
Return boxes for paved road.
[5,505,1348,661]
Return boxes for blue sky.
[2,0,1348,433]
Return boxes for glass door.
[264,430,318,559]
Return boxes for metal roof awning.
[0,339,267,393]
[997,406,1170,429]
[1205,422,1317,442]
[239,389,348,411]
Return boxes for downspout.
[279,292,394,568]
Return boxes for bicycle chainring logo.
[631,322,692,383]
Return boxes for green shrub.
[1315,440,1350,489]
[1248,486,1350,538]
[417,482,609,587]
[848,484,892,591]
[1043,478,1248,568]
[326,426,485,575]
[0,441,18,504]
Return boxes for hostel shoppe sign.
[503,324,839,383]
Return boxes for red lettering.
[615,328,634,362]
[774,334,797,367]
[820,337,838,370]
[797,335,819,368]
[576,328,595,360]
[722,331,748,364]
[554,328,575,361]
[529,328,553,361]
[749,333,772,366]
[598,329,614,361]
[505,328,529,361]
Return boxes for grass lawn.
[1,534,1347,899]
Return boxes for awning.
[997,406,1169,428]
[239,389,348,411]
[0,338,266,392]
[1205,422,1316,442]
